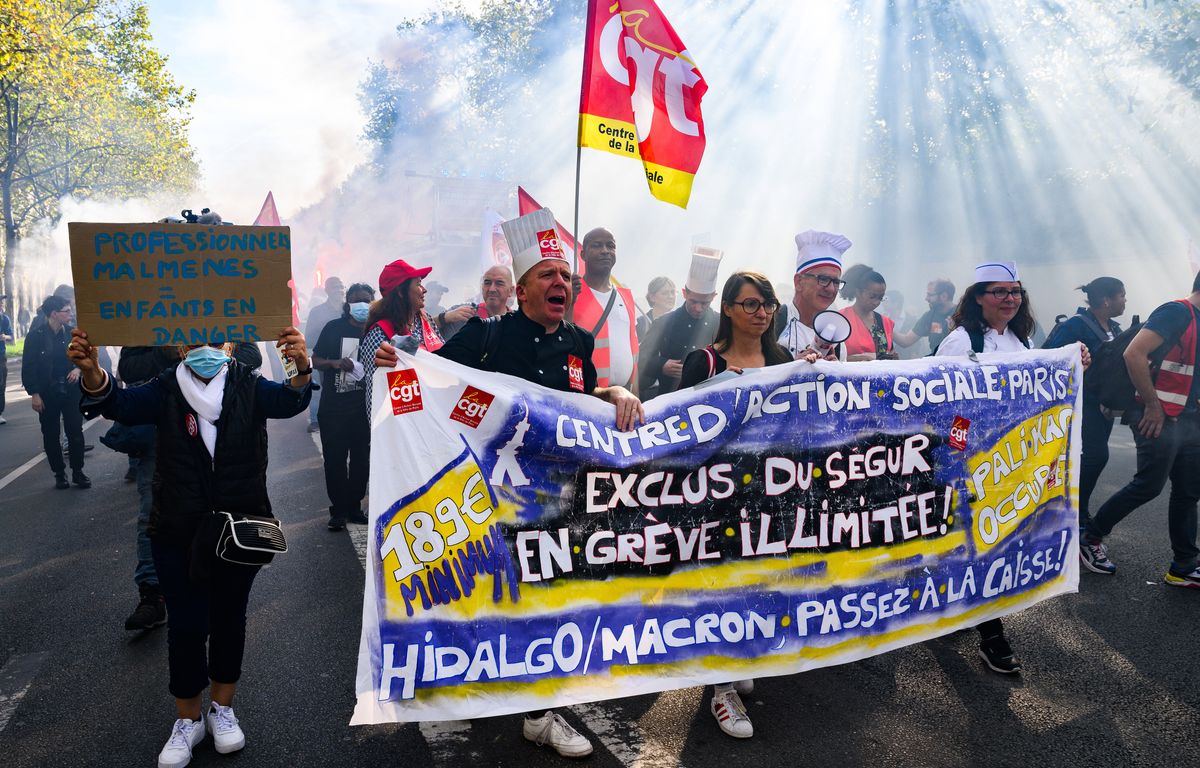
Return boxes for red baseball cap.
[379,259,432,296]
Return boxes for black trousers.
[0,359,8,415]
[318,409,370,517]
[38,387,84,474]
[152,538,261,699]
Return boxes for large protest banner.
[353,348,1082,723]
[68,221,294,346]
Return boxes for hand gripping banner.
[352,348,1082,723]
[578,0,708,208]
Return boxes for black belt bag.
[214,511,288,566]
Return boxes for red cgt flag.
[579,0,708,208]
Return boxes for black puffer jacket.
[82,361,310,544]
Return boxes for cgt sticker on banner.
[353,347,1083,724]
[450,386,495,429]
[387,370,423,416]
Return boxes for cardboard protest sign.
[353,347,1082,723]
[68,222,294,346]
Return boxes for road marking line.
[418,720,481,765]
[348,522,368,569]
[0,417,102,493]
[0,652,50,735]
[573,696,693,768]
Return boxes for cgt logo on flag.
[578,0,708,208]
[450,386,495,429]
[537,229,562,259]
[387,369,423,416]
[949,416,970,451]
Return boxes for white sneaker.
[733,678,755,696]
[206,702,246,754]
[158,718,205,768]
[523,710,593,758]
[0,415,8,424]
[711,687,753,738]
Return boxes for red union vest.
[1150,299,1199,416]
[573,282,639,388]
[373,313,444,353]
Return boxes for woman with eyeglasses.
[935,261,1089,676]
[936,264,1035,358]
[676,271,791,739]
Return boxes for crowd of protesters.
[11,208,1197,766]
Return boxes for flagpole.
[572,138,582,277]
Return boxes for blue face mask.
[349,302,370,322]
[183,346,231,379]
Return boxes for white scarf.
[176,365,228,459]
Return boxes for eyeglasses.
[730,299,780,314]
[983,288,1025,300]
[804,274,847,289]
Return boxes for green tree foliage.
[0,0,197,297]
[358,0,578,174]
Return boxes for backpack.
[1083,308,1196,412]
[475,314,585,370]
[478,315,503,366]
[1084,321,1149,411]
[966,327,1030,355]
[1045,312,1109,350]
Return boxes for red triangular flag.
[252,191,282,227]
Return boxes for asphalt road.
[1,355,1198,767]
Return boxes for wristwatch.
[295,364,313,376]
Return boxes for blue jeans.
[133,449,157,587]
[1088,411,1200,574]
[1078,395,1115,525]
[308,385,321,426]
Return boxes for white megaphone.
[812,310,851,355]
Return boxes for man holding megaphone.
[776,230,852,361]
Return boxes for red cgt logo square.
[567,355,585,392]
[537,228,562,259]
[387,369,423,415]
[450,385,495,428]
[949,416,970,451]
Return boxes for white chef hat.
[973,261,1020,284]
[795,230,852,274]
[501,209,569,281]
[685,246,723,294]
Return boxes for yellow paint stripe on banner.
[421,526,970,619]
[578,113,641,159]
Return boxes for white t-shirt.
[935,325,1029,356]
[591,287,636,387]
[778,302,848,361]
